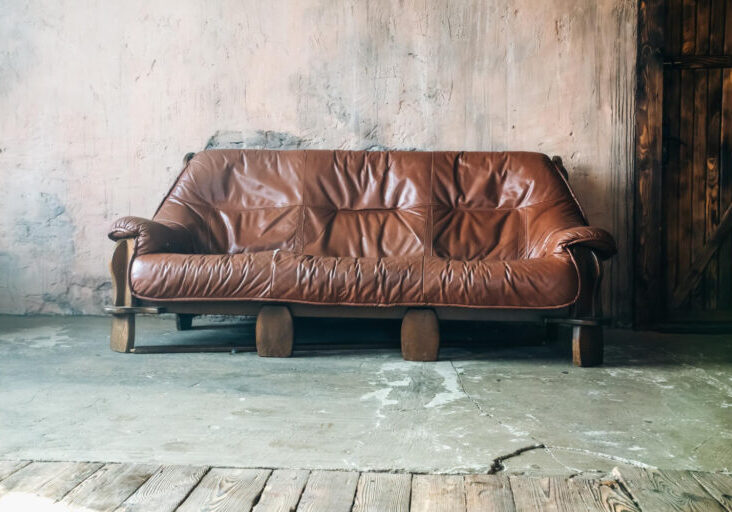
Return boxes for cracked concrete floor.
[0,315,730,477]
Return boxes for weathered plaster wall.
[0,1,637,322]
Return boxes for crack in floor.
[548,446,655,469]
[448,360,653,474]
[487,443,546,474]
[449,360,554,473]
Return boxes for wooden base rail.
[102,302,605,366]
[108,237,605,366]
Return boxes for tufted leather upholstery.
[110,149,616,308]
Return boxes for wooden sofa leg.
[109,238,136,353]
[572,325,604,367]
[256,306,294,357]
[401,309,440,361]
[111,315,135,353]
[176,314,194,331]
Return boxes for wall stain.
[206,130,315,150]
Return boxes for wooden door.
[658,0,732,324]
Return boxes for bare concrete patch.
[0,316,729,475]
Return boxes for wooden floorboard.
[509,476,587,511]
[115,464,209,512]
[0,460,31,482]
[614,467,727,511]
[252,469,310,512]
[352,472,411,512]
[59,463,159,512]
[575,477,641,512]
[464,474,515,511]
[1,460,730,511]
[296,470,359,512]
[689,471,732,510]
[0,461,103,501]
[410,474,466,512]
[176,468,271,512]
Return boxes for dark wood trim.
[634,0,665,328]
[671,202,732,308]
[131,342,399,354]
[664,55,732,69]
[133,300,571,322]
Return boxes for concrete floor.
[0,315,729,477]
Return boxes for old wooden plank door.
[636,0,732,327]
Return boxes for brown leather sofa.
[106,150,616,365]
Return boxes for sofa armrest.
[543,226,617,260]
[108,216,194,255]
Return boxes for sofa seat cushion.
[129,251,425,306]
[422,254,578,308]
[130,251,579,309]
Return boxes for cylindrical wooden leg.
[110,314,135,353]
[176,314,194,331]
[572,325,604,367]
[256,306,294,357]
[401,309,440,361]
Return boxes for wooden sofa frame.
[105,239,607,367]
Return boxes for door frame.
[634,0,665,328]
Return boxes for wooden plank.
[678,68,696,309]
[719,68,732,309]
[692,69,710,309]
[567,478,641,512]
[726,0,732,54]
[253,469,309,512]
[613,467,726,511]
[665,56,732,69]
[60,463,158,512]
[177,468,270,512]
[410,474,466,512]
[507,476,639,511]
[695,0,710,56]
[664,67,682,307]
[296,471,359,512]
[464,474,515,511]
[634,0,666,326]
[672,201,732,308]
[681,0,696,55]
[709,0,726,54]
[665,0,683,57]
[509,476,601,512]
[690,471,732,509]
[0,461,30,482]
[352,472,411,512]
[115,465,208,512]
[706,68,723,310]
[0,461,102,501]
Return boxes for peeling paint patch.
[206,130,317,150]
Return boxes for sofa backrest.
[153,149,587,260]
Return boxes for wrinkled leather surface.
[111,149,617,308]
[109,216,194,254]
[540,226,617,260]
[130,251,579,308]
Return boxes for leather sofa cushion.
[129,251,578,308]
[152,150,587,260]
